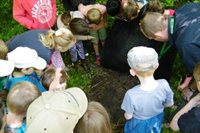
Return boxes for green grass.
[0,0,198,132]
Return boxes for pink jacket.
[13,0,56,29]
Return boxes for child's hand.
[87,35,95,40]
[49,68,66,91]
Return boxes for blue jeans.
[124,112,164,133]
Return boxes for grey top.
[121,79,174,120]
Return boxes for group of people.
[0,0,200,132]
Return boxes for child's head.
[74,101,113,133]
[7,82,41,116]
[86,8,101,24]
[119,0,139,21]
[0,39,8,59]
[26,87,88,133]
[193,62,200,91]
[7,47,47,75]
[61,11,71,27]
[41,68,68,91]
[140,12,168,41]
[69,18,90,35]
[40,28,76,52]
[127,46,159,77]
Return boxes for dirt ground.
[86,65,139,132]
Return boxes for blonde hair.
[7,82,41,116]
[87,8,101,24]
[140,12,167,39]
[74,101,113,133]
[120,0,139,21]
[0,39,8,59]
[193,62,200,82]
[39,29,75,52]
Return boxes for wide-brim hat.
[0,59,14,77]
[7,47,47,70]
[26,87,88,133]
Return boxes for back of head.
[87,8,101,24]
[40,28,75,52]
[69,18,89,35]
[127,46,158,72]
[41,68,67,90]
[140,12,166,39]
[0,39,8,59]
[26,87,88,133]
[120,0,139,21]
[145,0,164,13]
[61,11,71,27]
[74,101,112,133]
[7,82,41,116]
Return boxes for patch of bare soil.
[87,66,139,132]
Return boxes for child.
[170,62,200,133]
[74,101,113,133]
[121,46,174,133]
[0,100,5,132]
[78,3,107,65]
[26,87,88,133]
[13,0,56,29]
[5,82,41,133]
[41,68,68,91]
[7,28,76,70]
[6,47,47,93]
[0,39,8,60]
[57,11,92,70]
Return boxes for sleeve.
[162,80,174,107]
[13,0,33,29]
[106,0,120,16]
[121,91,134,114]
[51,50,66,69]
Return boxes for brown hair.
[0,39,8,59]
[61,11,71,27]
[119,0,139,21]
[86,8,101,24]
[193,62,200,82]
[140,12,167,39]
[74,101,113,133]
[39,28,75,52]
[7,82,41,116]
[41,68,67,90]
[69,18,89,35]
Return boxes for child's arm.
[170,93,200,131]
[13,0,33,29]
[75,35,95,40]
[124,112,133,120]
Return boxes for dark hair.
[61,11,71,26]
[69,18,89,35]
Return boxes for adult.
[7,28,76,69]
[140,2,200,95]
[100,0,177,81]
